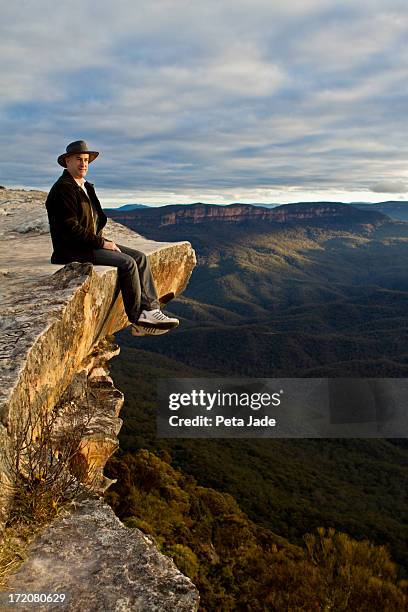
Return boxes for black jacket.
[45,169,108,264]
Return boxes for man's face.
[65,153,89,179]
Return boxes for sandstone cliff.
[107,201,389,229]
[0,188,198,610]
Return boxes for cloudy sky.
[1,0,408,206]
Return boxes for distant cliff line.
[106,201,390,229]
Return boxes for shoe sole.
[131,325,170,337]
[137,320,179,330]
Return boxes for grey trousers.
[92,243,159,323]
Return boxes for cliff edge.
[0,188,198,610]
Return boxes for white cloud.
[293,10,408,72]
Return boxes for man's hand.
[103,239,121,252]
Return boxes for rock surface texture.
[6,496,199,612]
[0,188,198,609]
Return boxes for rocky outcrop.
[0,188,198,608]
[7,496,199,611]
[107,201,389,230]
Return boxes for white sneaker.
[131,324,169,337]
[137,308,179,330]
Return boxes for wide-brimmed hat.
[58,140,99,167]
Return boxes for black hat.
[58,140,99,167]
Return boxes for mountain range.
[106,201,408,578]
[104,199,408,221]
[106,200,388,229]
[104,203,149,211]
[107,201,408,377]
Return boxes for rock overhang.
[0,188,196,428]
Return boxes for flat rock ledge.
[6,496,199,611]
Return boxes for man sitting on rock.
[45,140,179,336]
